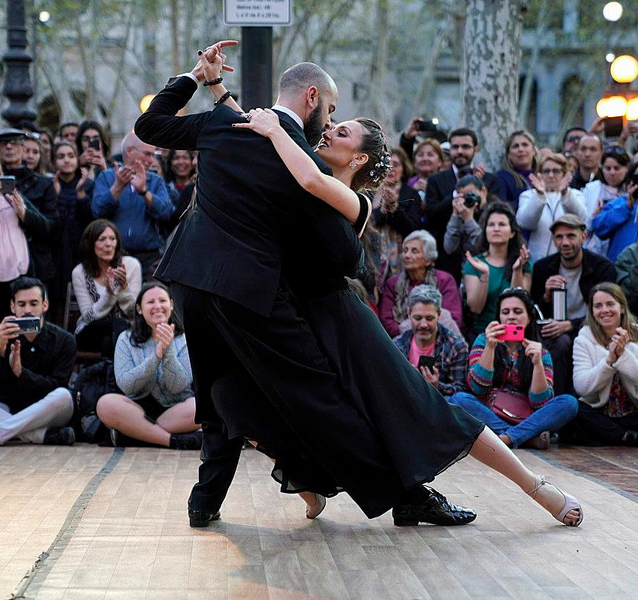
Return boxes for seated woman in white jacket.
[72,219,142,358]
[571,282,638,446]
[582,147,630,257]
[516,153,587,264]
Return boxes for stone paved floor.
[1,444,637,600]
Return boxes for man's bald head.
[121,131,155,169]
[278,62,337,98]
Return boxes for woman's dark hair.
[456,174,485,192]
[476,202,526,282]
[75,120,110,158]
[599,149,630,187]
[351,117,392,192]
[390,147,413,183]
[492,287,540,391]
[130,281,183,346]
[52,141,81,179]
[79,219,124,278]
[164,149,195,184]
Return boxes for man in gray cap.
[0,128,58,317]
[531,214,617,394]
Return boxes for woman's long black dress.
[213,194,484,512]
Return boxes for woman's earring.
[349,161,356,169]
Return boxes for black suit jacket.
[531,249,617,331]
[424,168,500,280]
[135,76,363,317]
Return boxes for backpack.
[71,359,118,443]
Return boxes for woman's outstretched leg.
[469,428,582,526]
[247,440,326,519]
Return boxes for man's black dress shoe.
[188,509,222,528]
[393,489,477,526]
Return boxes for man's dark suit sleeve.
[485,173,501,198]
[135,77,213,150]
[424,175,452,223]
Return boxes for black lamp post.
[2,0,37,126]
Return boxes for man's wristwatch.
[140,188,148,196]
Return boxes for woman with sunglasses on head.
[195,51,584,528]
[583,146,630,257]
[516,153,587,264]
[570,283,638,446]
[449,288,578,450]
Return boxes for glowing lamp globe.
[626,98,638,121]
[140,94,156,113]
[596,96,628,118]
[610,55,638,84]
[603,2,623,22]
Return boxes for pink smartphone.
[496,324,525,342]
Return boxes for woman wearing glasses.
[583,147,630,257]
[516,153,587,264]
[449,287,578,450]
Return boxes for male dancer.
[135,43,475,527]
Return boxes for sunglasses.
[499,287,531,300]
[540,168,564,175]
[566,135,584,143]
[603,146,628,160]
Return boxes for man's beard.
[305,100,325,147]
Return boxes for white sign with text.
[224,0,292,26]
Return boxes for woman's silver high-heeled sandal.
[526,476,583,527]
[305,494,327,520]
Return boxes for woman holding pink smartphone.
[448,287,578,450]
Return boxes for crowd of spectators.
[1,112,638,451]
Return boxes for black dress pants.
[171,282,406,519]
[570,402,638,445]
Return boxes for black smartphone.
[0,176,16,194]
[604,116,624,138]
[88,138,101,151]
[11,316,41,334]
[418,355,436,371]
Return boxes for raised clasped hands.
[233,108,281,138]
[155,322,175,360]
[192,40,238,82]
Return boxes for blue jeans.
[447,392,578,448]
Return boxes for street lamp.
[139,94,156,113]
[596,53,638,124]
[1,0,37,126]
[610,54,638,84]
[603,2,623,22]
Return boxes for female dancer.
[199,50,583,527]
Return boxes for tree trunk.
[367,0,390,124]
[170,0,180,75]
[518,0,547,129]
[462,0,528,171]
